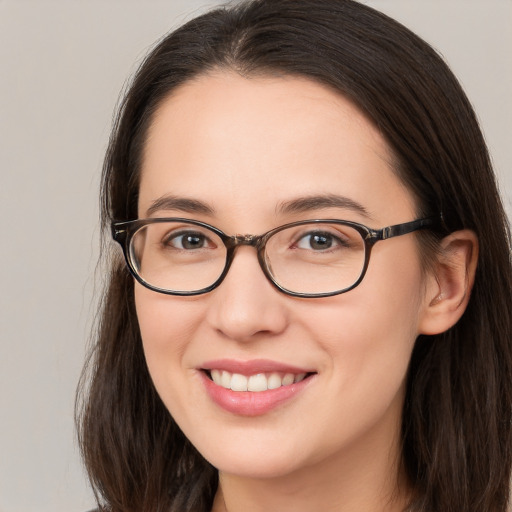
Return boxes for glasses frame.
[112,216,437,298]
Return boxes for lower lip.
[201,372,314,416]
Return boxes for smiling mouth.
[203,369,315,392]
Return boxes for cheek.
[359,237,426,337]
[303,293,418,403]
[134,284,202,389]
[303,245,424,420]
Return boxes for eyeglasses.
[112,217,436,298]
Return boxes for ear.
[418,230,478,335]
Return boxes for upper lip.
[200,358,315,376]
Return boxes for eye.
[164,231,214,250]
[295,231,347,251]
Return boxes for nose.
[205,246,289,342]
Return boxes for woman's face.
[135,72,431,479]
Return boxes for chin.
[213,456,304,480]
[189,432,308,479]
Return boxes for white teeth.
[221,371,231,388]
[208,370,309,392]
[282,373,295,386]
[267,372,282,390]
[248,373,267,392]
[211,369,222,385]
[230,373,248,391]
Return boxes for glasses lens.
[264,222,366,295]
[129,221,227,293]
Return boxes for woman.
[76,1,512,511]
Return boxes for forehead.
[139,71,416,226]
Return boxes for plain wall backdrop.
[0,1,510,511]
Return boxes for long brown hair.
[76,1,512,510]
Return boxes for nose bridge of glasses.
[231,233,260,247]
[222,233,270,288]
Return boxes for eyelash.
[292,230,351,251]
[163,230,214,250]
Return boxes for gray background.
[0,1,510,511]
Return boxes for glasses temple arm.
[379,217,438,240]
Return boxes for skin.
[134,71,474,511]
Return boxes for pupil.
[183,235,203,249]
[311,234,331,250]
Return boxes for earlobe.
[418,230,478,335]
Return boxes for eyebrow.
[146,195,215,216]
[145,193,372,219]
[276,194,373,219]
